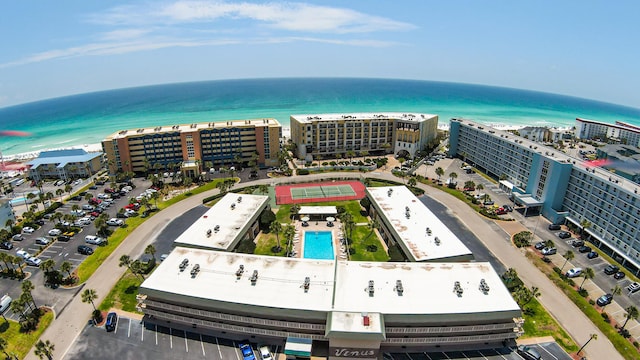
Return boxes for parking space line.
[460,352,471,359]
[442,352,451,359]
[537,345,558,360]
[475,349,489,360]
[407,354,414,360]
[216,336,222,358]
[128,318,131,337]
[185,332,188,352]
[155,324,158,345]
[114,317,118,334]
[200,334,205,356]
[169,327,173,349]
[141,322,144,342]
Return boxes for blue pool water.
[304,231,334,260]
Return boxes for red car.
[89,198,102,205]
[496,208,507,215]
[124,203,140,211]
[89,211,101,218]
[104,188,115,193]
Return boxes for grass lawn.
[254,231,288,256]
[521,297,578,352]
[348,225,389,261]
[0,310,54,359]
[276,200,367,224]
[99,271,145,313]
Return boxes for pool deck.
[293,220,349,260]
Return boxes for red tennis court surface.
[275,181,366,205]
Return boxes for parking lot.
[65,316,283,360]
[385,341,571,360]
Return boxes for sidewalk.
[26,171,626,360]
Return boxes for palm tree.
[602,285,623,311]
[435,167,444,181]
[544,239,555,248]
[577,333,597,356]
[258,185,269,195]
[560,250,574,271]
[580,219,592,238]
[119,255,143,281]
[621,305,639,330]
[407,177,417,187]
[366,218,380,240]
[270,221,283,252]
[10,300,27,325]
[65,184,73,195]
[448,172,458,185]
[21,280,37,309]
[34,339,55,360]
[145,244,157,262]
[522,286,541,306]
[346,150,356,164]
[580,267,594,290]
[60,261,73,279]
[0,337,10,358]
[81,288,98,311]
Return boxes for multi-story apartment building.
[102,119,282,175]
[290,113,438,160]
[450,118,640,274]
[26,149,103,181]
[576,118,640,147]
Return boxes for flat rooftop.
[104,118,281,140]
[291,113,437,124]
[173,193,269,250]
[141,248,519,316]
[367,186,473,262]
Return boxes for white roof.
[299,206,337,216]
[141,248,519,317]
[173,193,269,250]
[291,113,437,124]
[366,186,473,262]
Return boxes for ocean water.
[0,78,639,157]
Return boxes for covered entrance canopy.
[513,193,543,216]
[284,337,312,357]
[499,180,514,194]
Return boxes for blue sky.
[1,1,639,109]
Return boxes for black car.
[596,293,613,307]
[558,231,571,239]
[502,204,513,212]
[35,219,45,225]
[70,195,82,201]
[548,224,561,231]
[571,239,585,248]
[578,245,592,253]
[614,271,626,280]
[604,264,620,275]
[89,185,98,190]
[0,242,13,250]
[95,180,105,185]
[77,245,94,255]
[587,251,599,259]
[105,312,118,332]
[116,212,127,218]
[534,241,546,250]
[58,235,71,242]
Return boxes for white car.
[48,229,62,236]
[71,210,85,217]
[106,218,124,226]
[25,257,42,266]
[23,227,35,234]
[82,204,95,211]
[16,249,31,259]
[97,193,111,200]
[85,235,106,245]
[565,267,583,278]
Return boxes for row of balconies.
[381,332,517,345]
[385,322,516,335]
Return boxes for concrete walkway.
[27,171,625,360]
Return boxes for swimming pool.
[303,231,334,260]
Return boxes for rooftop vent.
[250,270,259,285]
[434,237,440,246]
[387,189,393,197]
[479,278,490,294]
[453,281,463,297]
[179,258,189,272]
[395,280,404,296]
[367,280,375,296]
[190,264,200,277]
[303,277,310,292]
[206,229,212,237]
[237,196,242,203]
[236,265,244,279]
[231,203,236,210]
[214,224,220,232]
[426,227,432,236]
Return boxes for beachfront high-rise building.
[576,118,640,147]
[449,118,640,274]
[102,119,282,175]
[289,113,438,160]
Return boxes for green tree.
[0,337,10,358]
[21,280,37,309]
[621,305,639,330]
[580,267,594,290]
[81,288,98,311]
[560,250,574,272]
[119,255,143,281]
[435,167,444,180]
[580,219,592,237]
[34,339,55,360]
[60,260,73,279]
[270,221,283,252]
[602,285,623,311]
[145,244,157,262]
[522,286,541,306]
[258,184,269,195]
[407,177,417,187]
[577,333,597,356]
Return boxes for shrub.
[297,169,310,175]
[578,288,589,297]
[512,231,533,248]
[589,299,595,305]
[602,312,610,323]
[634,341,639,349]
[553,267,561,274]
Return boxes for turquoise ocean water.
[0,78,638,158]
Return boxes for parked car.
[77,245,94,255]
[35,219,45,225]
[22,227,35,234]
[116,212,128,219]
[541,247,557,255]
[82,204,95,211]
[0,242,13,250]
[614,271,626,280]
[16,250,31,259]
[596,293,613,307]
[548,224,561,231]
[12,234,25,241]
[35,237,50,245]
[89,185,98,190]
[571,239,584,248]
[566,267,583,278]
[578,245,592,253]
[70,195,82,201]
[502,204,513,212]
[496,208,507,215]
[48,229,62,236]
[25,257,42,267]
[516,345,541,360]
[587,251,599,259]
[483,200,495,206]
[106,218,124,226]
[57,235,71,242]
[604,265,620,275]
[258,346,273,360]
[105,312,118,332]
[627,282,640,294]
[239,342,256,360]
[557,231,571,239]
[71,210,85,217]
[534,241,546,250]
[85,235,106,245]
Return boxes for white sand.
[1,143,103,163]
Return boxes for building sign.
[329,347,379,358]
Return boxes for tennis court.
[275,181,365,205]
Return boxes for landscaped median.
[0,311,54,359]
